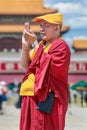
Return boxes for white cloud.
[73,35,87,40]
[67,16,87,28]
[52,3,87,15]
[45,2,87,15]
[53,3,81,14]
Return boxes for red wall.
[0,73,87,85]
[0,73,24,84]
[68,73,87,84]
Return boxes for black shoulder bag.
[36,91,55,114]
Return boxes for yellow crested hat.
[32,13,63,25]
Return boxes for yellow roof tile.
[73,40,87,49]
[0,24,69,34]
[0,0,57,15]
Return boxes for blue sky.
[44,0,87,52]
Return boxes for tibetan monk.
[20,13,71,130]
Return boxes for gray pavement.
[0,105,20,130]
[0,104,87,130]
[65,106,87,130]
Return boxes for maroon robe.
[20,39,71,130]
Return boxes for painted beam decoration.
[0,61,87,73]
[69,61,87,73]
[0,61,25,73]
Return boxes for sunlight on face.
[40,21,58,42]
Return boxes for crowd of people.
[0,80,22,115]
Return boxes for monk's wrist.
[22,49,29,51]
[22,46,30,51]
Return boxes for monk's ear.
[55,24,62,31]
[55,25,59,31]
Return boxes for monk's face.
[40,20,59,42]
